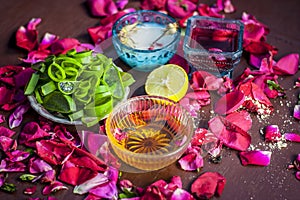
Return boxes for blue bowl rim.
[112,10,181,53]
[183,15,244,57]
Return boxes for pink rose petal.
[0,126,16,137]
[296,171,300,181]
[24,186,37,195]
[209,115,252,151]
[178,152,204,171]
[115,0,128,10]
[140,0,167,10]
[273,53,299,75]
[293,105,300,120]
[9,103,30,129]
[50,38,80,55]
[42,181,68,195]
[0,136,17,152]
[5,150,30,162]
[170,188,193,200]
[197,4,224,18]
[214,90,245,115]
[191,172,226,199]
[0,158,26,172]
[167,0,197,18]
[264,125,282,142]
[16,18,41,51]
[284,133,300,142]
[179,91,210,117]
[19,122,50,147]
[73,173,108,195]
[225,110,252,132]
[29,157,53,173]
[87,0,118,17]
[88,23,113,44]
[239,150,272,166]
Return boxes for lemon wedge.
[145,64,189,102]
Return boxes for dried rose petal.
[36,140,73,165]
[197,3,224,18]
[73,173,109,195]
[141,0,167,10]
[273,53,299,75]
[0,158,26,172]
[87,0,118,17]
[19,122,50,147]
[179,91,211,117]
[88,168,118,199]
[0,136,17,152]
[239,150,272,166]
[116,0,128,10]
[50,38,80,55]
[16,18,41,51]
[24,186,37,195]
[9,103,30,129]
[284,133,300,142]
[170,188,193,200]
[208,115,251,151]
[296,171,300,181]
[214,90,245,115]
[58,160,98,186]
[191,70,223,91]
[5,150,30,162]
[191,172,226,199]
[0,126,16,137]
[293,105,300,120]
[29,157,53,173]
[0,87,14,106]
[264,125,281,142]
[178,152,203,171]
[167,0,197,18]
[42,181,68,195]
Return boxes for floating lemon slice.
[145,64,189,102]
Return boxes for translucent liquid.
[128,23,175,50]
[117,114,185,155]
[190,27,239,52]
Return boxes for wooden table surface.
[0,0,299,199]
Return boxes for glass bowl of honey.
[105,95,194,171]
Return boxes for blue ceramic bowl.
[112,10,181,72]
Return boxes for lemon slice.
[145,64,189,102]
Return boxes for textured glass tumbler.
[105,95,194,171]
[112,10,181,72]
[183,16,244,78]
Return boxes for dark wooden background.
[0,0,299,199]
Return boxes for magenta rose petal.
[214,90,245,115]
[73,173,109,195]
[178,152,204,171]
[42,180,68,195]
[29,157,53,174]
[9,103,30,129]
[225,110,252,132]
[115,0,128,10]
[284,133,300,142]
[273,53,299,75]
[0,136,17,152]
[0,126,16,137]
[293,105,300,120]
[6,150,30,162]
[264,125,281,142]
[88,23,113,44]
[50,38,80,55]
[0,158,26,172]
[16,18,41,51]
[24,186,37,195]
[191,172,226,199]
[141,0,167,10]
[239,150,272,166]
[170,188,193,200]
[167,0,197,18]
[19,122,50,147]
[209,115,251,151]
[87,0,118,17]
[39,32,58,50]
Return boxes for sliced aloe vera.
[24,73,40,95]
[43,91,76,114]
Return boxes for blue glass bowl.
[112,10,181,72]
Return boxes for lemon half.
[145,64,189,102]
